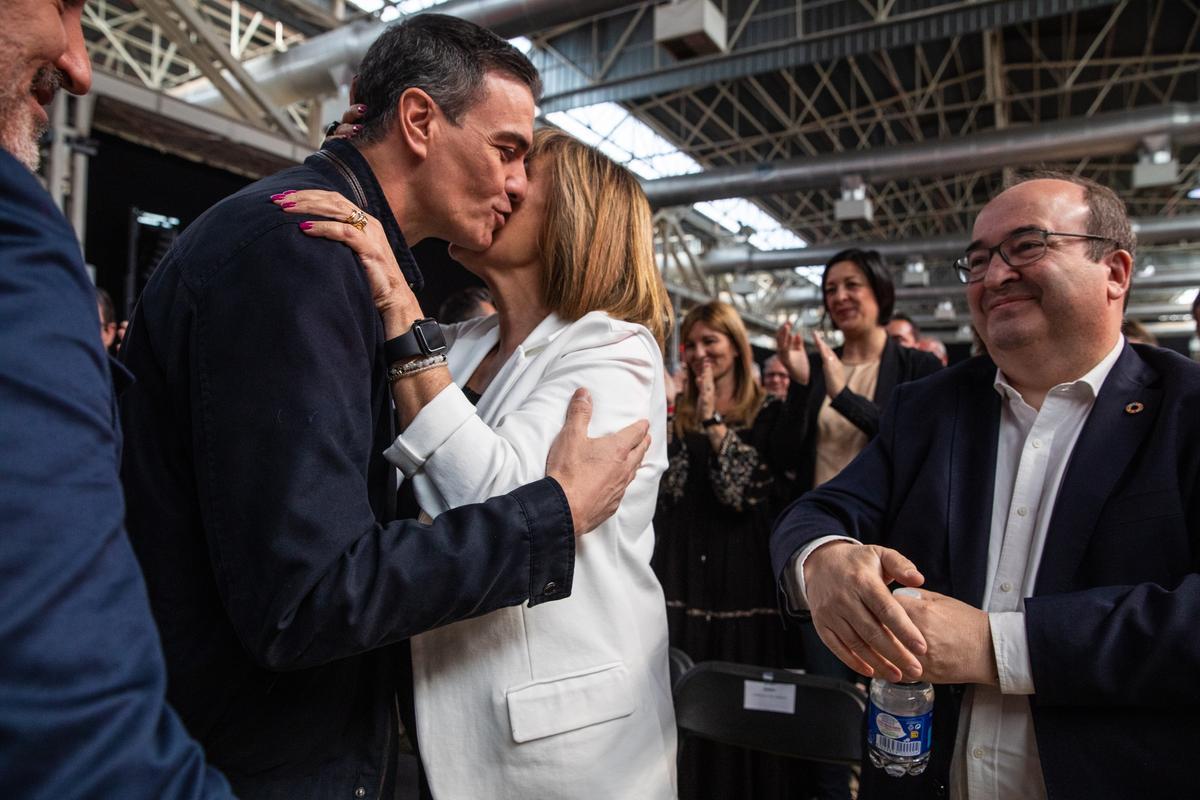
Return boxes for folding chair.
[673,660,866,766]
[668,646,695,691]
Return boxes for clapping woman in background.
[653,300,806,800]
[774,248,941,800]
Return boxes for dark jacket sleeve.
[179,226,572,671]
[829,344,942,439]
[762,380,812,477]
[770,384,900,583]
[0,157,233,798]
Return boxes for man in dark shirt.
[119,14,648,799]
[0,1,232,796]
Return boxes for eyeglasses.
[953,229,1116,284]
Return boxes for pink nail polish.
[270,193,286,200]
[352,125,363,132]
[281,201,297,209]
[356,105,367,113]
[299,221,314,230]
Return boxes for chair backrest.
[668,647,694,691]
[673,660,866,766]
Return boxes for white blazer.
[384,310,677,800]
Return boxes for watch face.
[414,319,447,355]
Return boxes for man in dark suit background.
[0,2,233,796]
[772,171,1200,799]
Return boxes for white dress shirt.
[787,336,1125,799]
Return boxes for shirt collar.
[306,139,424,292]
[993,335,1125,404]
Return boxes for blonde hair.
[674,301,766,437]
[530,128,672,349]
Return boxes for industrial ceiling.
[74,0,1200,341]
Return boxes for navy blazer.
[119,141,574,799]
[772,345,1200,800]
[0,151,232,797]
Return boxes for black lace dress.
[652,392,809,799]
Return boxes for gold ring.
[343,209,368,232]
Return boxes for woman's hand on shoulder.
[322,104,366,145]
[271,189,418,319]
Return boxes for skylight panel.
[345,0,448,18]
[692,198,807,251]
[546,103,805,252]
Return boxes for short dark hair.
[1192,290,1200,320]
[353,14,542,144]
[889,311,919,336]
[1009,169,1136,262]
[438,286,493,324]
[822,248,895,327]
[96,287,115,326]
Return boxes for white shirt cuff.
[989,611,1035,695]
[784,535,859,611]
[383,383,475,477]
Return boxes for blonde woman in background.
[275,128,677,798]
[653,300,807,799]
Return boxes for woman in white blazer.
[276,129,677,799]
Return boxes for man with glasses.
[762,354,792,399]
[772,171,1200,799]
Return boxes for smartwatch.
[701,412,723,428]
[385,318,447,364]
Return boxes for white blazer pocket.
[506,662,635,744]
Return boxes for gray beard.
[0,67,53,172]
[0,106,44,171]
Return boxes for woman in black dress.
[653,300,806,799]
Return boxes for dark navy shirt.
[118,141,574,799]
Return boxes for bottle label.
[867,702,932,758]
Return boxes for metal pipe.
[770,271,1200,310]
[173,0,634,113]
[704,214,1200,277]
[913,303,1194,330]
[70,94,96,249]
[644,103,1200,209]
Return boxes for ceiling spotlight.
[902,256,929,287]
[835,175,873,222]
[1132,134,1179,189]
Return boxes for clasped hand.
[804,542,997,685]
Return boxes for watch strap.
[385,318,445,363]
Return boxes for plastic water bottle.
[866,677,934,777]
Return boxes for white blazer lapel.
[474,313,569,424]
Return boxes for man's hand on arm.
[893,588,999,686]
[803,541,928,682]
[545,388,651,536]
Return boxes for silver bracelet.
[387,353,447,384]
